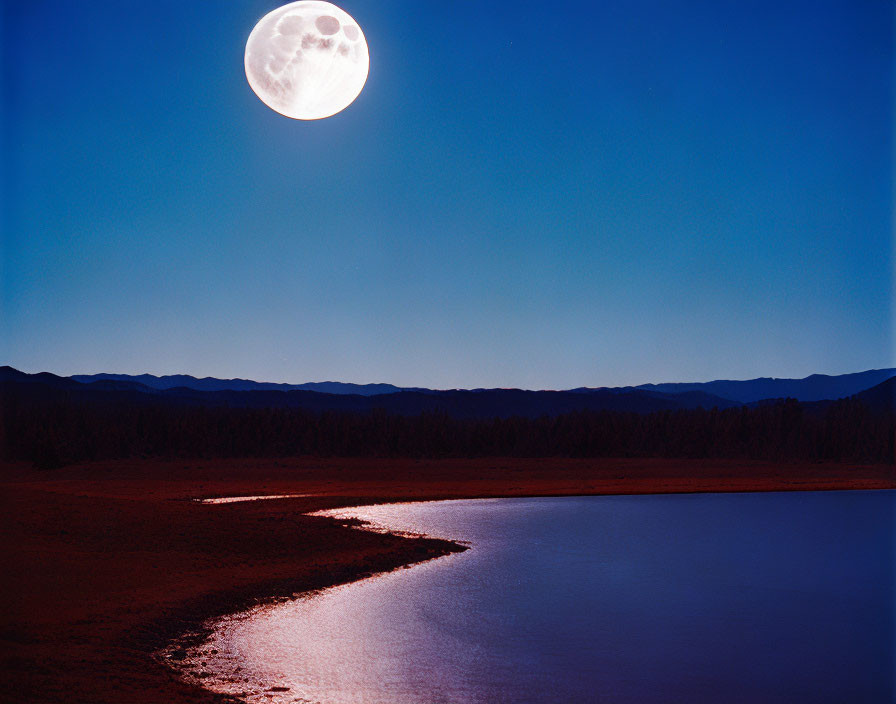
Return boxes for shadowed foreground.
[1,457,893,703]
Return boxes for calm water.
[177,491,894,704]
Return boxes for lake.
[176,491,894,703]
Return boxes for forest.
[2,386,891,469]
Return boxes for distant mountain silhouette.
[3,367,736,418]
[4,366,893,417]
[854,377,896,413]
[67,368,896,403]
[4,366,891,468]
[576,368,896,404]
[70,372,415,396]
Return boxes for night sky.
[2,0,892,388]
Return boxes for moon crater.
[315,15,340,34]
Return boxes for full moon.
[245,1,369,120]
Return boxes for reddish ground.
[1,457,893,704]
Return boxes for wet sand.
[1,457,893,703]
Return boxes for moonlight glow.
[245,1,369,120]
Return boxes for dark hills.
[64,367,896,405]
[2,366,891,468]
[2,366,893,418]
[2,366,738,418]
[628,368,896,404]
[70,372,416,396]
[854,376,896,413]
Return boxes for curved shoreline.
[161,488,895,703]
[2,456,893,703]
[164,499,489,702]
[136,513,467,704]
[161,491,896,704]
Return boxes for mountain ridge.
[2,365,893,419]
[65,367,896,403]
[69,372,420,396]
[1,366,735,418]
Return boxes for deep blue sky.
[1,0,892,388]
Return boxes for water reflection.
[170,492,894,704]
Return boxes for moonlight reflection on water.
[169,492,894,704]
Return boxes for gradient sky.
[1,0,892,389]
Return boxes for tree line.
[1,389,891,469]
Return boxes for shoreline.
[160,485,896,700]
[2,457,893,703]
[149,540,468,703]
[169,491,896,704]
